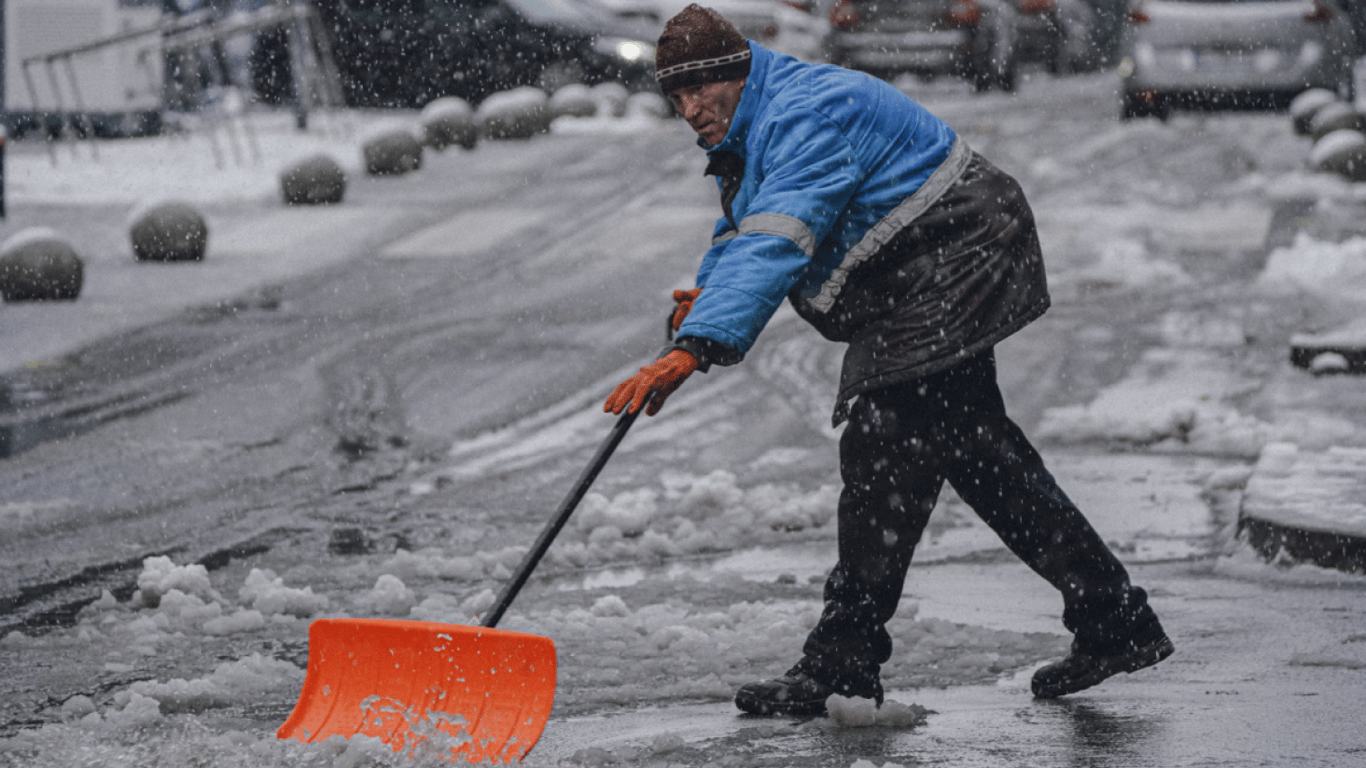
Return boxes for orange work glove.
[670,288,703,334]
[604,349,699,417]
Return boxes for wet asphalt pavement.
[3,72,1366,766]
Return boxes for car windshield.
[503,0,600,22]
[342,0,420,12]
[418,0,601,21]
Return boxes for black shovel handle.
[482,399,647,628]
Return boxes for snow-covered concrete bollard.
[362,125,423,176]
[0,227,83,302]
[421,97,477,151]
[592,82,630,118]
[1308,101,1366,143]
[1309,129,1366,182]
[548,84,597,120]
[477,87,551,140]
[627,91,670,120]
[1290,316,1366,374]
[1290,88,1339,137]
[280,153,347,205]
[129,201,209,262]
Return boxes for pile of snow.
[1241,443,1366,540]
[1037,348,1273,456]
[134,555,219,607]
[119,653,304,715]
[1053,238,1192,296]
[393,470,840,588]
[0,466,1064,766]
[826,695,932,728]
[239,567,329,618]
[8,101,671,207]
[1258,232,1366,299]
[9,112,369,205]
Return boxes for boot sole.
[734,690,828,716]
[1032,636,1175,699]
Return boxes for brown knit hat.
[655,4,752,94]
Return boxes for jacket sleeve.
[678,109,864,358]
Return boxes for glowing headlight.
[595,37,656,63]
[1299,40,1324,67]
[1253,48,1282,74]
[1134,41,1157,68]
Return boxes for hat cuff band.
[656,49,751,81]
[657,59,752,93]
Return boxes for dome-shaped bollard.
[1309,101,1366,143]
[626,91,670,120]
[477,87,550,140]
[129,201,208,262]
[1290,88,1338,137]
[1310,129,1366,182]
[0,227,84,302]
[548,84,597,121]
[362,126,423,176]
[280,153,347,205]
[591,82,629,118]
[421,97,477,151]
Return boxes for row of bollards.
[0,83,669,305]
[1285,88,1366,376]
[1291,88,1366,182]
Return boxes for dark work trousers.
[799,348,1162,696]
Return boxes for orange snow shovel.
[278,402,648,762]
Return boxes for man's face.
[668,79,747,146]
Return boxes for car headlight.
[1134,41,1157,68]
[1299,40,1324,67]
[595,37,656,64]
[1253,48,1282,74]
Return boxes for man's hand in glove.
[670,288,703,334]
[604,349,699,417]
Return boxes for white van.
[5,0,164,138]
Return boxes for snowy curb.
[1239,443,1366,574]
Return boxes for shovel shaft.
[482,402,645,628]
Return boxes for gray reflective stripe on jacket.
[806,137,972,314]
[711,212,818,258]
[711,137,972,316]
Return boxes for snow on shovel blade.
[277,618,556,763]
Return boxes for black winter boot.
[1031,633,1174,699]
[735,665,881,716]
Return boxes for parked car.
[1116,0,1359,120]
[814,0,1023,92]
[1009,0,1104,73]
[608,0,830,61]
[283,0,659,108]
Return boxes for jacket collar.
[698,40,767,156]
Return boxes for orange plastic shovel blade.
[277,618,556,763]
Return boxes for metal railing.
[18,0,345,166]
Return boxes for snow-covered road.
[3,71,1366,767]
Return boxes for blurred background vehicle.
[1117,0,1360,120]
[813,0,1022,91]
[257,0,659,108]
[3,0,165,138]
[1010,0,1105,73]
[595,0,830,61]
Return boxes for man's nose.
[678,95,702,120]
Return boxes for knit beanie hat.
[655,4,752,94]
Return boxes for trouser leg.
[934,352,1161,653]
[799,373,945,696]
[801,349,1162,690]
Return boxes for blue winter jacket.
[675,42,958,354]
[675,42,1050,424]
